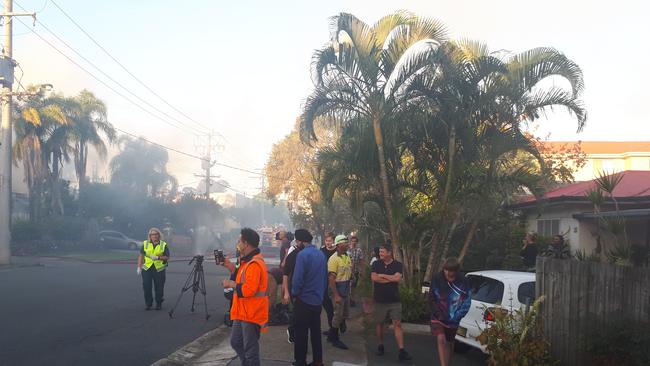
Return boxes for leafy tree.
[68,90,115,195]
[109,136,177,197]
[300,11,448,258]
[13,90,69,218]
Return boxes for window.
[537,219,560,237]
[517,282,535,305]
[467,275,504,304]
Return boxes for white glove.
[137,267,142,275]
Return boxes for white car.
[454,270,536,353]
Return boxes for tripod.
[169,255,210,320]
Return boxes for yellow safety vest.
[142,240,168,271]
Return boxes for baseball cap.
[335,235,349,246]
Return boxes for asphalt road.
[0,256,233,366]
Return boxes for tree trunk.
[442,124,456,205]
[75,142,88,198]
[50,151,64,215]
[423,233,439,284]
[372,116,401,261]
[437,212,462,271]
[458,219,479,263]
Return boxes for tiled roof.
[541,141,650,155]
[519,170,650,204]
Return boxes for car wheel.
[454,340,471,354]
[128,243,137,250]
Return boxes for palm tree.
[69,90,115,195]
[13,91,69,218]
[300,11,448,257]
[401,41,586,278]
[110,136,177,198]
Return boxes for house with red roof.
[510,170,650,256]
[541,141,650,181]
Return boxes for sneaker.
[155,304,162,310]
[376,344,385,356]
[323,329,332,342]
[331,340,349,350]
[398,349,412,361]
[287,328,295,343]
[340,320,347,334]
[145,305,152,311]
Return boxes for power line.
[15,18,198,135]
[112,126,309,184]
[13,2,206,136]
[48,0,224,139]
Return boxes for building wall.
[572,153,650,181]
[525,206,650,256]
[525,205,584,253]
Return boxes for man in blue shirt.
[291,229,327,366]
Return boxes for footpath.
[152,308,368,366]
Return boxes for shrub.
[11,220,41,242]
[584,318,650,366]
[41,216,86,241]
[478,296,555,366]
[400,285,428,323]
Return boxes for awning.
[573,208,650,219]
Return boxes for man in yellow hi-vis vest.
[137,228,170,310]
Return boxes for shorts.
[430,320,457,342]
[373,302,402,323]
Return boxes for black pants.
[142,268,166,306]
[294,299,323,365]
[322,292,334,328]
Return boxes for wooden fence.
[536,257,650,365]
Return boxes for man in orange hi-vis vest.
[222,228,268,366]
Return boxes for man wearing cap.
[290,229,327,366]
[326,235,352,350]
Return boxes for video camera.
[188,254,204,265]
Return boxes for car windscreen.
[467,275,504,304]
[517,281,535,305]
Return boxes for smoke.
[191,215,240,255]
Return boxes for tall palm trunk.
[75,142,88,195]
[424,124,458,279]
[372,116,401,261]
[423,233,439,283]
[437,212,462,270]
[50,151,64,215]
[458,219,479,262]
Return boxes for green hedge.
[12,216,87,243]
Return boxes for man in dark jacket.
[429,257,471,366]
[290,229,327,366]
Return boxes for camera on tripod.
[189,254,204,264]
[169,254,210,320]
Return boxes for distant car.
[455,270,536,353]
[98,230,140,250]
[259,244,278,258]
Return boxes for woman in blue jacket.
[429,257,471,366]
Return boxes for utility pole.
[194,131,222,200]
[248,170,266,226]
[0,0,35,265]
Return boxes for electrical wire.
[14,17,200,135]
[48,0,223,139]
[13,2,207,136]
[113,127,308,184]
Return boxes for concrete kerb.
[397,322,430,335]
[151,325,233,366]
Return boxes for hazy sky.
[13,0,649,195]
